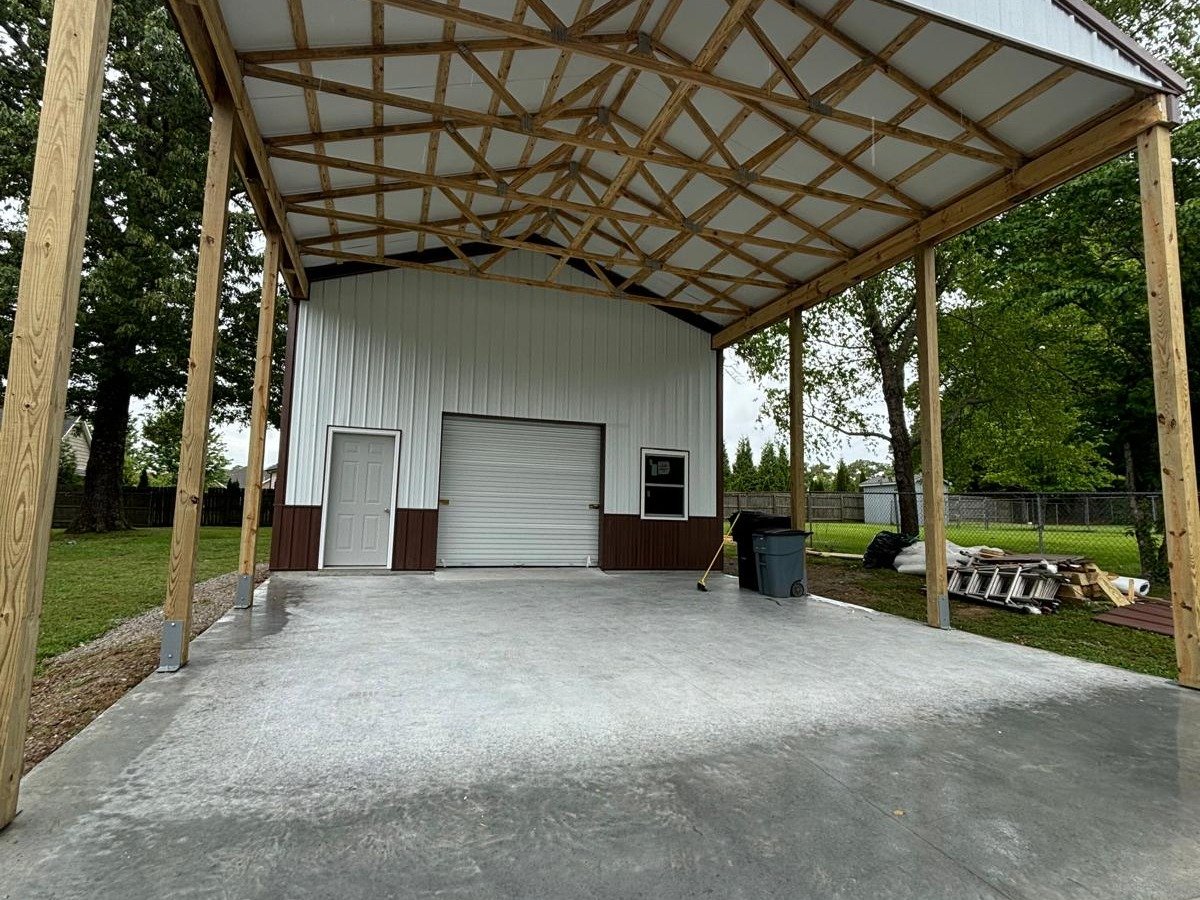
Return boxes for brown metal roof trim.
[1054,0,1189,97]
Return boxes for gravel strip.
[23,564,269,773]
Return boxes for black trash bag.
[862,530,918,569]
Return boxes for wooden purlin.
[773,0,1023,163]
[302,245,745,314]
[419,2,457,252]
[168,0,308,297]
[372,2,386,256]
[684,9,937,292]
[286,0,341,252]
[712,93,1173,347]
[273,146,843,257]
[331,0,1019,167]
[241,65,918,223]
[292,202,785,289]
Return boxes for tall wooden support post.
[1138,123,1200,688]
[0,0,112,829]
[234,233,281,609]
[788,311,806,530]
[159,97,236,671]
[916,246,950,629]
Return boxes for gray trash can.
[753,529,811,598]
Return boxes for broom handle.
[702,512,740,580]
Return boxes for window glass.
[644,485,685,517]
[642,451,687,519]
[644,454,686,486]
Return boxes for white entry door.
[437,416,602,566]
[322,430,397,567]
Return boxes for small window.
[641,449,688,520]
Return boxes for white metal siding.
[285,251,717,517]
[437,417,601,566]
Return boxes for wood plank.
[789,311,806,530]
[376,1,1014,167]
[0,0,112,830]
[160,95,236,672]
[916,245,949,629]
[713,94,1172,348]
[234,232,281,608]
[1138,123,1200,688]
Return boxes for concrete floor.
[3,570,1200,900]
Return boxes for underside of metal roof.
[176,0,1183,341]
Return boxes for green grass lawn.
[806,557,1176,680]
[806,521,1143,575]
[37,527,271,662]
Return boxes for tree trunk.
[68,372,132,532]
[881,360,920,535]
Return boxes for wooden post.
[0,0,112,829]
[234,232,281,608]
[1138,122,1200,689]
[789,311,806,530]
[916,245,950,629]
[159,95,236,671]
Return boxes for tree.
[737,266,934,532]
[57,443,80,488]
[721,443,732,489]
[833,460,852,493]
[137,403,231,489]
[756,443,778,491]
[0,0,281,531]
[728,438,757,492]
[807,462,833,493]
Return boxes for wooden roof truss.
[169,0,1181,345]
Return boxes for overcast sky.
[205,360,887,472]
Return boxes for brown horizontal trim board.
[393,508,438,571]
[270,504,322,570]
[600,515,722,571]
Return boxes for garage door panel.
[438,417,602,566]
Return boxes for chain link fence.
[725,491,1164,578]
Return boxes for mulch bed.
[23,565,268,774]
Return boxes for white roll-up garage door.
[437,416,603,566]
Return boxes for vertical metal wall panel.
[285,251,718,517]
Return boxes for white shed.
[861,475,948,528]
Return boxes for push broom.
[697,512,740,592]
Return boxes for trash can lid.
[757,528,812,537]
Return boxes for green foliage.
[137,403,231,488]
[0,0,289,527]
[833,460,851,493]
[57,442,80,488]
[37,527,271,661]
[729,0,1200,497]
[727,437,757,492]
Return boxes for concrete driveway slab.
[2,570,1198,899]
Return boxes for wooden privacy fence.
[725,492,865,522]
[52,486,276,529]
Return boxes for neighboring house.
[0,405,91,478]
[228,464,277,489]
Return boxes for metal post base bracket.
[157,620,187,672]
[234,573,254,609]
[937,593,951,630]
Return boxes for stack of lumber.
[1054,561,1134,606]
